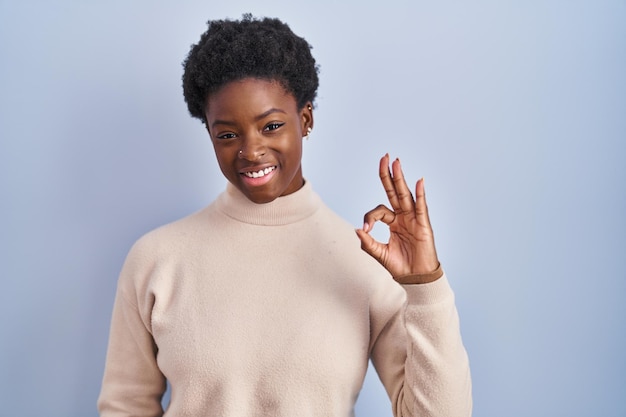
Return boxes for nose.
[238,132,266,161]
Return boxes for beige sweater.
[98,181,472,416]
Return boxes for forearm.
[401,275,472,416]
[372,273,472,417]
[98,292,166,417]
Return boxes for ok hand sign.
[355,154,441,283]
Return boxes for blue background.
[1,1,625,416]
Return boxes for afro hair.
[182,14,320,124]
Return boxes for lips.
[239,165,278,186]
[242,166,276,178]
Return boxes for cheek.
[293,141,304,162]
[284,135,303,159]
[212,146,234,172]
[281,146,301,169]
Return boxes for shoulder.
[117,204,217,286]
[312,200,357,232]
[135,200,226,253]
[312,200,400,285]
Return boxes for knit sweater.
[98,181,472,417]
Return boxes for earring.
[304,126,312,140]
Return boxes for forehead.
[205,78,297,119]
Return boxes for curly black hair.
[182,14,319,124]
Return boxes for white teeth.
[244,166,275,178]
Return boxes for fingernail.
[363,222,369,231]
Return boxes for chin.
[243,189,280,205]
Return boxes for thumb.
[355,228,385,263]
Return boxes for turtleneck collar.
[214,180,321,226]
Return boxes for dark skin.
[356,155,440,283]
[205,77,440,283]
[204,78,313,204]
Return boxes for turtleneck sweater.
[98,181,472,417]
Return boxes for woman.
[98,15,472,417]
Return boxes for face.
[205,78,313,204]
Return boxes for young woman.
[98,15,472,417]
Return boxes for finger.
[379,154,402,212]
[355,228,387,265]
[391,158,416,216]
[414,177,432,227]
[362,204,396,232]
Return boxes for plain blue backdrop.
[1,1,624,416]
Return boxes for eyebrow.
[210,108,287,129]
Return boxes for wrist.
[393,262,443,285]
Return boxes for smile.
[243,166,276,178]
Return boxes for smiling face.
[205,78,313,204]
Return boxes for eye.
[216,132,237,140]
[264,122,284,132]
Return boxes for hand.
[355,154,440,282]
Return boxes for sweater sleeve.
[370,273,472,417]
[97,244,167,417]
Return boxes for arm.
[370,273,472,416]
[98,248,167,417]
[356,154,472,416]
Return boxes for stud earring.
[304,126,312,140]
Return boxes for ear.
[301,102,314,135]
